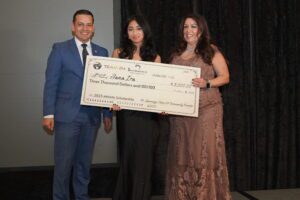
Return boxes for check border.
[81,56,200,117]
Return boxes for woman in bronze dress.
[165,14,231,200]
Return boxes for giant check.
[81,56,200,117]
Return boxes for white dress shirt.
[74,37,93,65]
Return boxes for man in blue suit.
[42,9,112,200]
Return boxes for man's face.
[72,14,94,43]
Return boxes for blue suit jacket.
[43,38,112,123]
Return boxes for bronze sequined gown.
[165,55,231,200]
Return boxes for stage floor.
[92,188,300,200]
[1,168,299,199]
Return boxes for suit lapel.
[69,38,84,78]
[91,43,98,56]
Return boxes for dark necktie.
[81,43,89,66]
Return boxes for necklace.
[186,46,195,52]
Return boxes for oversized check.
[81,56,200,117]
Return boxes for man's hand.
[103,117,112,134]
[42,118,54,134]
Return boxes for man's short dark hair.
[73,9,94,23]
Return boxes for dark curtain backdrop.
[119,0,300,191]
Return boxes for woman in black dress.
[111,15,161,200]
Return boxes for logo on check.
[93,62,102,70]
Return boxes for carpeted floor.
[0,165,167,200]
[1,167,299,200]
[0,167,118,200]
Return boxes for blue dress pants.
[53,109,99,200]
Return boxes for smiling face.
[183,18,201,46]
[72,14,94,43]
[127,20,144,46]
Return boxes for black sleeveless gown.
[113,110,159,200]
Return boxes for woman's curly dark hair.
[172,13,216,65]
[119,15,157,62]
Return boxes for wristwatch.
[206,80,211,89]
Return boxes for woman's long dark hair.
[172,13,216,65]
[119,15,157,62]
